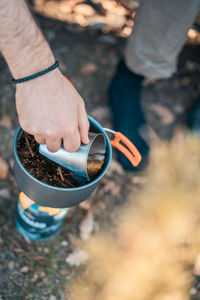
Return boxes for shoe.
[108,59,149,170]
[187,98,200,137]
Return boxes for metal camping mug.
[39,133,106,178]
[13,116,142,208]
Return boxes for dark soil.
[17,131,105,188]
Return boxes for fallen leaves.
[0,115,12,129]
[150,104,175,125]
[65,249,88,267]
[74,4,95,17]
[79,199,91,211]
[101,177,121,198]
[61,240,69,247]
[188,28,200,45]
[49,295,57,300]
[79,211,95,240]
[104,12,126,30]
[80,62,98,75]
[0,158,9,179]
[0,188,10,199]
[131,175,147,185]
[33,0,136,37]
[20,266,29,274]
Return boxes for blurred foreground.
[71,134,200,300]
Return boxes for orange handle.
[111,132,142,167]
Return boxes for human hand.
[15,69,89,152]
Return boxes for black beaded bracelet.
[12,61,59,84]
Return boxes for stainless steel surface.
[39,133,106,178]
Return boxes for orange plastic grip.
[64,75,76,89]
[110,132,142,167]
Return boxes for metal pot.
[13,116,141,208]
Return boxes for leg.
[109,0,200,170]
[125,0,200,80]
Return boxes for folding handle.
[104,129,142,167]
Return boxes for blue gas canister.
[16,192,68,241]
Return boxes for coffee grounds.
[17,132,105,189]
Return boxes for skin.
[0,0,89,152]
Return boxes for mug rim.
[86,133,106,178]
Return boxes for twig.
[63,176,76,188]
[24,134,34,157]
[58,166,64,181]
[57,177,66,187]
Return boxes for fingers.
[78,101,89,144]
[34,135,46,145]
[46,138,61,153]
[33,110,89,153]
[63,129,81,152]
[29,100,88,153]
[34,126,82,153]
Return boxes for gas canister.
[16,192,68,241]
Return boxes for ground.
[0,1,200,299]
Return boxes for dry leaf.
[0,158,9,179]
[79,200,91,211]
[65,250,88,267]
[80,211,94,240]
[131,175,147,185]
[0,188,10,198]
[38,271,46,278]
[102,178,121,197]
[80,62,98,75]
[20,266,29,273]
[105,12,126,30]
[49,295,57,300]
[0,115,12,129]
[151,104,175,125]
[43,247,49,254]
[102,0,126,15]
[61,240,68,247]
[31,273,39,283]
[74,4,95,17]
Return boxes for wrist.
[15,67,64,91]
[0,0,55,78]
[12,60,59,84]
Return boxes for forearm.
[0,0,54,78]
[0,0,89,152]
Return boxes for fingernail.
[84,136,89,144]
